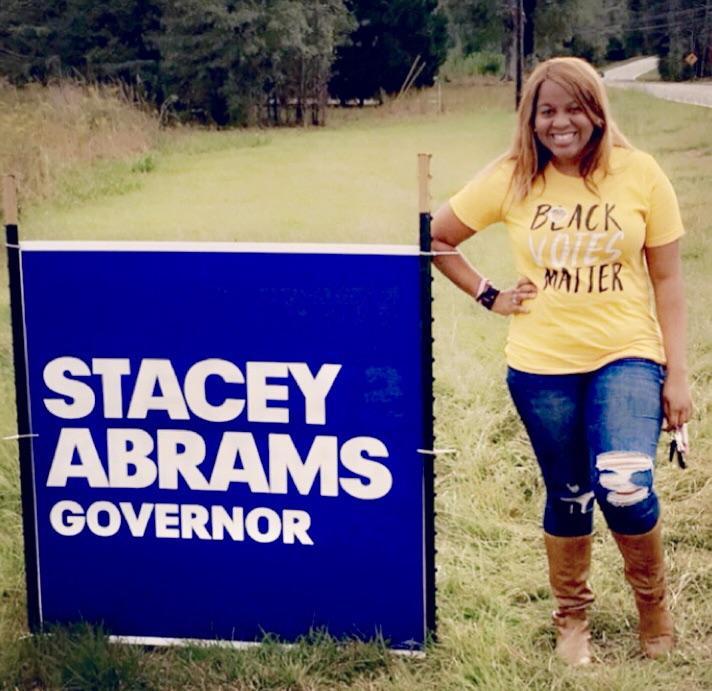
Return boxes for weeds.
[441,51,505,80]
[0,80,160,218]
[0,626,397,691]
[2,623,148,690]
[131,155,156,175]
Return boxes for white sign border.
[20,241,420,255]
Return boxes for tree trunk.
[501,0,515,81]
[523,0,536,70]
[703,0,712,77]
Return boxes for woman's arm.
[645,240,693,429]
[431,203,536,316]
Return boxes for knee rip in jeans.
[596,451,654,507]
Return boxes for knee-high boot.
[611,520,674,658]
[544,533,595,665]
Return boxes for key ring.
[668,423,689,470]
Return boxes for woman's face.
[534,79,595,167]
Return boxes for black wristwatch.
[476,285,500,310]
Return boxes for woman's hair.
[506,57,632,202]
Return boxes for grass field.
[1,82,711,690]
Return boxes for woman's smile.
[550,131,577,145]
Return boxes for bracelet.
[475,284,500,310]
[475,277,489,300]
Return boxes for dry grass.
[0,80,160,217]
[330,79,514,125]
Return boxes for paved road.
[604,57,659,81]
[603,57,712,109]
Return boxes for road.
[603,56,712,109]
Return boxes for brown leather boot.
[544,533,595,665]
[612,521,674,658]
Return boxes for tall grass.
[441,51,505,81]
[0,82,710,689]
[0,80,160,218]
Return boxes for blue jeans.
[506,358,665,537]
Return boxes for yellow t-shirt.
[449,147,684,374]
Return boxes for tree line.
[441,0,712,81]
[1,1,709,127]
[0,0,446,126]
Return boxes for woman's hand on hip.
[492,277,538,316]
[662,370,693,430]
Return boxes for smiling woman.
[534,80,594,175]
[431,57,692,667]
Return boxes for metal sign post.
[4,175,42,632]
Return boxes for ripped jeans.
[507,358,664,537]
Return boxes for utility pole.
[514,0,523,110]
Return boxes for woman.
[431,57,692,665]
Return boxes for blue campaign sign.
[12,241,435,650]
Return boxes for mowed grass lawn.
[1,84,710,690]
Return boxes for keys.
[668,423,689,470]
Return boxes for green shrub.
[440,51,504,81]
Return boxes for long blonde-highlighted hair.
[506,57,632,202]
